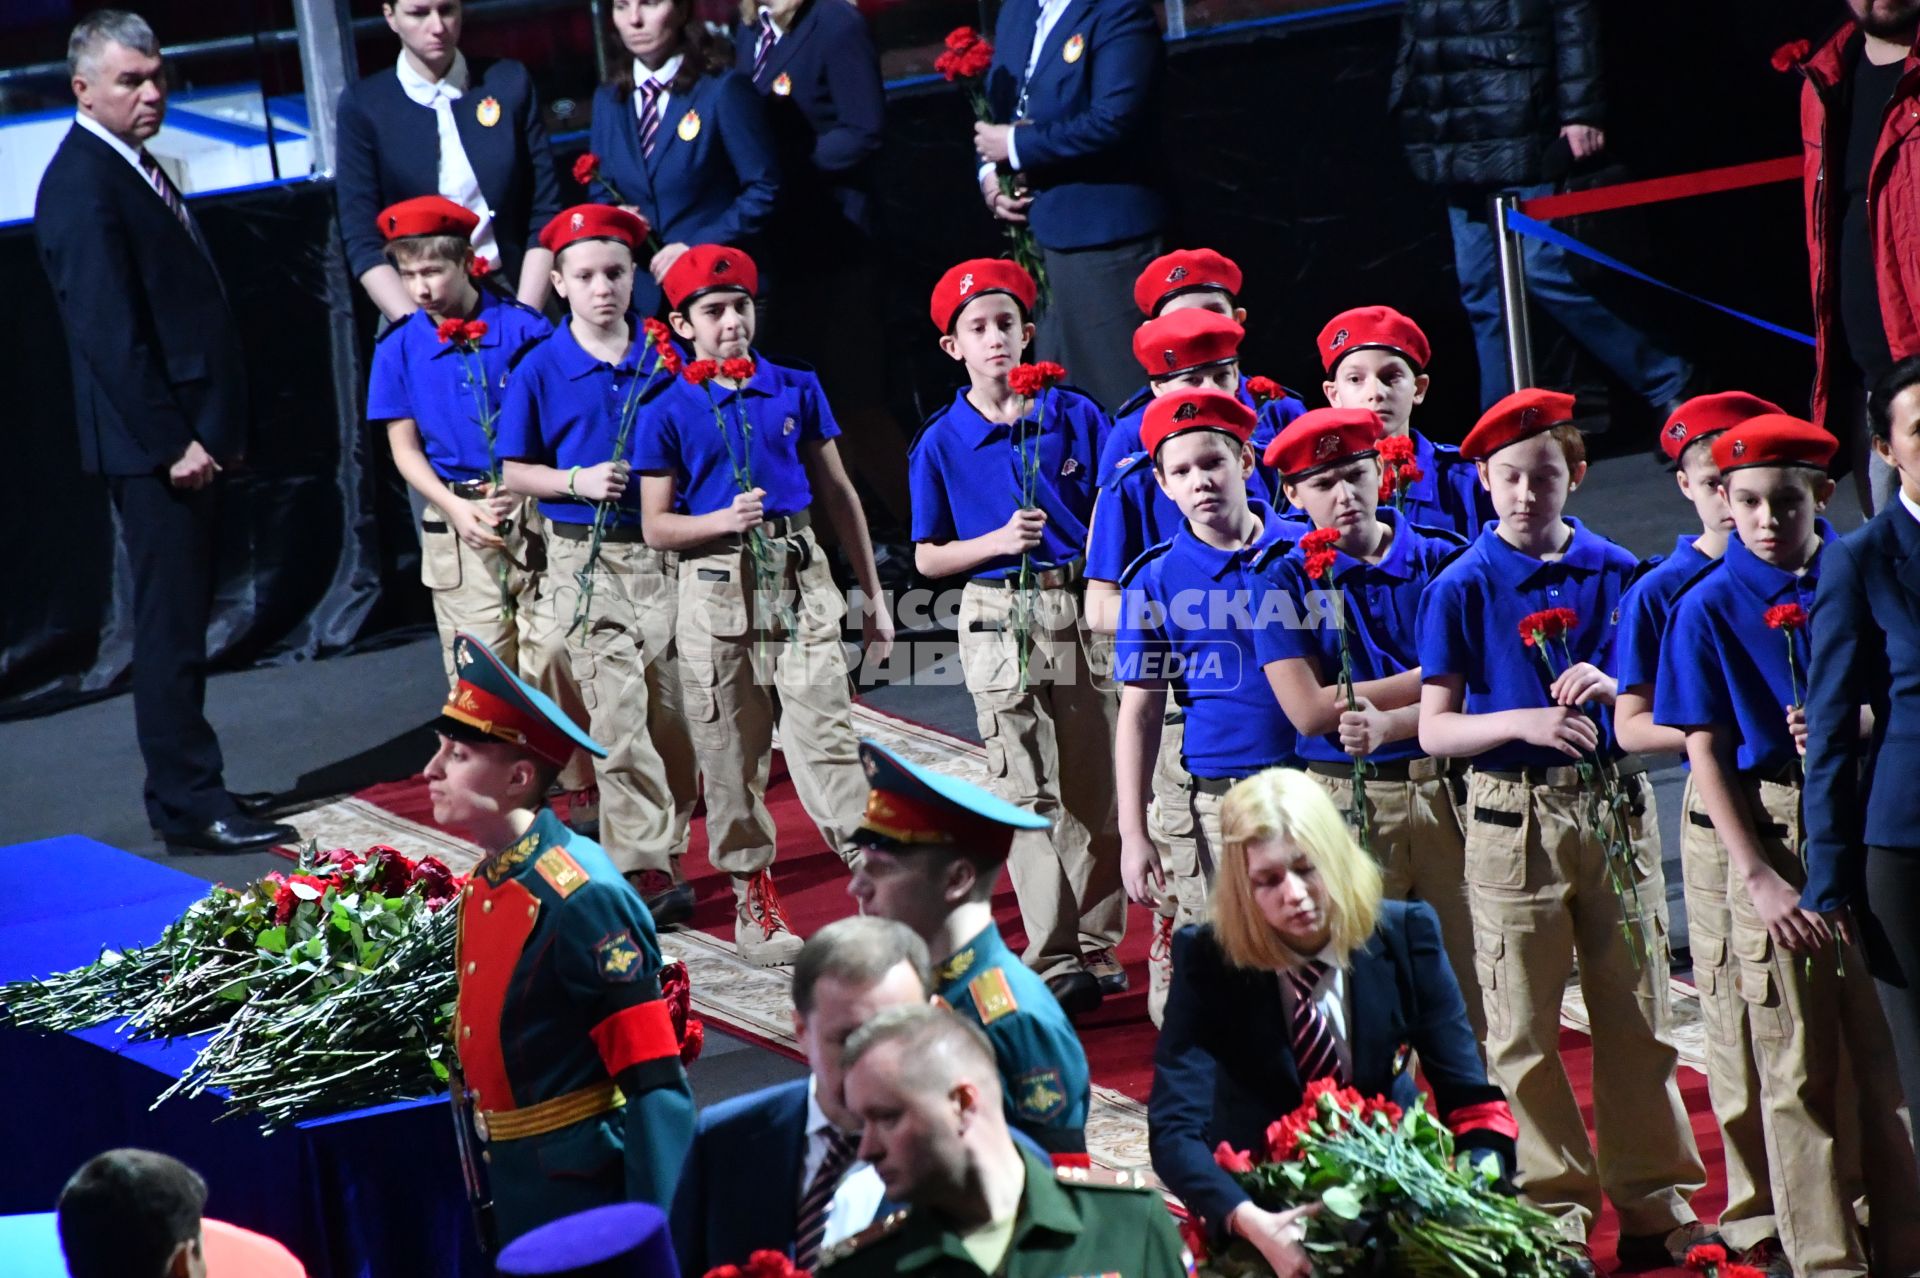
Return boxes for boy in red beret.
[1252,406,1481,1036]
[909,257,1121,1016]
[631,243,895,967]
[1316,304,1490,538]
[498,204,701,931]
[1415,388,1708,1265]
[1654,417,1920,1275]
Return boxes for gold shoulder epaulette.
[968,967,1019,1025]
[818,1207,910,1268]
[534,847,589,898]
[1055,1164,1154,1191]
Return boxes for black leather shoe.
[1045,969,1104,1019]
[166,815,298,855]
[232,791,282,817]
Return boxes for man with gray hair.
[823,1004,1193,1276]
[669,916,932,1272]
[36,11,294,855]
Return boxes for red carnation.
[272,882,298,926]
[467,256,494,278]
[435,317,465,344]
[1177,1213,1210,1264]
[318,847,364,874]
[1765,602,1808,631]
[461,319,489,344]
[1212,1142,1255,1173]
[1007,361,1066,398]
[944,25,981,53]
[1245,375,1283,406]
[1770,40,1811,73]
[572,153,601,186]
[1684,1244,1728,1271]
[936,39,994,81]
[1299,526,1341,581]
[1398,463,1422,484]
[1518,607,1579,646]
[1376,434,1416,466]
[683,359,719,386]
[720,356,757,383]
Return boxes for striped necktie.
[637,79,663,158]
[752,9,777,82]
[1286,960,1347,1085]
[140,149,206,252]
[793,1127,859,1270]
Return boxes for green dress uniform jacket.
[935,924,1091,1159]
[819,1148,1193,1276]
[456,808,696,1243]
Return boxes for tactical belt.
[1687,808,1792,840]
[1476,756,1648,790]
[476,1080,624,1143]
[447,479,492,500]
[549,520,648,544]
[970,557,1084,591]
[1305,756,1451,783]
[684,509,812,558]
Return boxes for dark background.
[1,0,1835,716]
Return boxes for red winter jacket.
[1798,23,1920,429]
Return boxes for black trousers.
[1036,234,1164,413]
[1862,845,1920,1177]
[106,473,235,835]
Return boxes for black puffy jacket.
[1390,0,1606,191]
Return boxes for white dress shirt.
[1901,481,1920,527]
[803,1077,885,1250]
[395,50,500,264]
[1278,951,1353,1080]
[74,110,146,174]
[633,54,684,139]
[1007,0,1074,172]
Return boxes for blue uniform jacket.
[589,69,780,316]
[983,0,1167,250]
[1148,904,1511,1242]
[1804,502,1920,911]
[733,0,885,250]
[334,58,561,280]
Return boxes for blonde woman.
[1148,768,1527,1277]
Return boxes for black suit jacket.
[334,58,561,280]
[34,124,247,477]
[1148,902,1512,1240]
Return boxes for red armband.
[1050,1152,1092,1170]
[589,1000,680,1076]
[1445,1100,1519,1140]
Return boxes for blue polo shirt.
[366,291,553,482]
[1114,500,1307,779]
[1415,518,1640,771]
[1253,510,1464,766]
[496,319,676,527]
[1100,377,1302,493]
[1612,536,1716,690]
[1086,449,1279,584]
[630,356,837,520]
[909,384,1107,581]
[1653,523,1836,775]
[1275,429,1492,542]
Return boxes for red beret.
[1459,388,1578,461]
[1318,306,1431,374]
[1262,407,1385,477]
[662,244,760,309]
[1659,391,1787,464]
[1132,309,1245,378]
[1140,389,1257,458]
[930,258,1037,332]
[1134,248,1242,316]
[378,195,480,241]
[1711,414,1838,474]
[539,203,651,256]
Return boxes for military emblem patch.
[1315,432,1342,460]
[1173,401,1200,422]
[595,930,643,981]
[1167,264,1188,283]
[1329,327,1349,350]
[1014,1066,1068,1122]
[959,271,975,294]
[570,212,585,232]
[1520,406,1542,429]
[1667,420,1688,440]
[1732,439,1747,458]
[1162,348,1178,369]
[968,967,1019,1023]
[535,847,588,897]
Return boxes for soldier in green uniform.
[823,1004,1193,1276]
[432,632,697,1246]
[846,740,1093,1165]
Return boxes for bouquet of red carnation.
[702,1251,812,1278]
[937,27,1048,303]
[1375,434,1422,510]
[1683,1242,1766,1278]
[1006,361,1068,690]
[1245,376,1285,408]
[436,317,518,619]
[1203,1079,1580,1276]
[1298,527,1372,849]
[682,355,797,649]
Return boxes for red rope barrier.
[1516,155,1801,221]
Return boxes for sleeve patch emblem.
[1014,1066,1067,1122]
[595,930,643,982]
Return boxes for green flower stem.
[571,343,671,639]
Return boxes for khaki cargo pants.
[423,499,593,792]
[1308,759,1484,1042]
[1148,715,1208,931]
[540,530,698,875]
[959,580,1123,982]
[1463,766,1704,1239]
[1718,776,1920,1276]
[675,521,867,877]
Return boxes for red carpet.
[337,753,1726,1275]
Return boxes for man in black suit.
[34,11,295,855]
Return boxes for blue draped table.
[0,836,486,1277]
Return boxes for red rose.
[435,317,465,344]
[683,359,719,385]
[1765,602,1808,631]
[1245,375,1283,406]
[371,846,418,896]
[1211,1142,1255,1173]
[572,153,601,186]
[318,847,364,874]
[721,356,757,383]
[272,882,298,926]
[1770,40,1811,73]
[944,25,981,53]
[1684,1244,1728,1272]
[413,856,459,906]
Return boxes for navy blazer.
[589,69,780,315]
[733,0,885,252]
[35,125,247,475]
[1803,502,1920,911]
[984,0,1167,251]
[334,57,561,280]
[1148,903,1511,1240]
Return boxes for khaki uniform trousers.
[1463,767,1704,1239]
[1148,715,1209,931]
[1720,776,1920,1277]
[959,581,1123,982]
[423,499,592,793]
[1678,775,1777,1252]
[675,523,867,877]
[1308,760,1484,1042]
[541,532,698,875]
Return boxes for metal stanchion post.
[291,0,355,177]
[1492,192,1534,393]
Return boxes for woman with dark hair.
[335,0,562,322]
[590,0,780,319]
